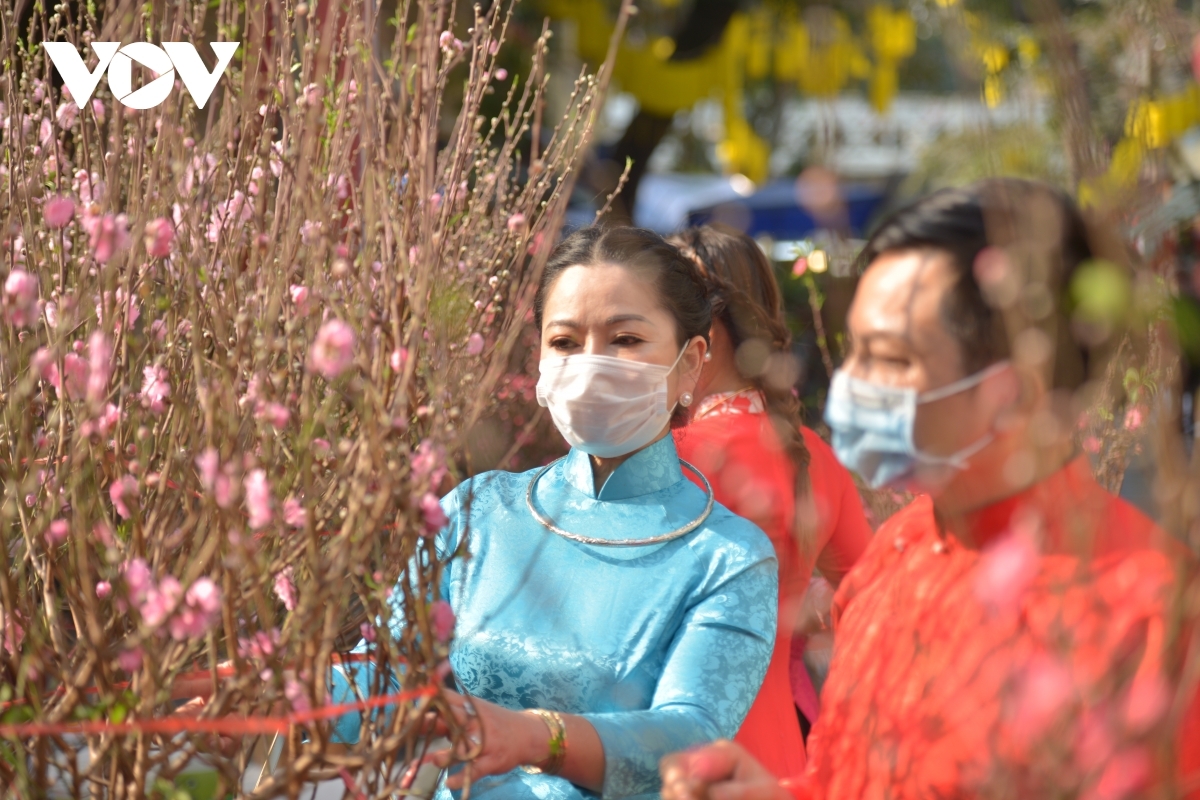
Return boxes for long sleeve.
[803,428,871,588]
[581,556,778,799]
[329,493,462,743]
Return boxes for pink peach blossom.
[86,213,130,263]
[117,647,143,671]
[289,284,311,314]
[412,440,448,487]
[86,332,112,405]
[1,609,23,656]
[256,401,290,429]
[431,600,455,642]
[308,319,356,379]
[95,581,112,599]
[283,497,307,528]
[55,101,78,129]
[390,347,409,373]
[54,353,88,401]
[120,560,153,605]
[419,491,448,534]
[196,448,220,492]
[109,475,138,519]
[143,217,174,257]
[1123,405,1145,431]
[244,469,273,529]
[206,190,253,243]
[466,332,485,355]
[43,196,76,228]
[140,364,171,414]
[273,566,298,611]
[168,577,222,640]
[4,269,39,327]
[506,213,527,232]
[1009,653,1074,744]
[285,678,311,713]
[974,528,1038,612]
[139,576,182,630]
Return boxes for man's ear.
[993,364,1041,431]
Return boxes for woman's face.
[540,263,707,412]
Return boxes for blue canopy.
[686,180,888,240]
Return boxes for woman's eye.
[613,335,643,346]
[549,338,577,350]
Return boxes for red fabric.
[675,397,871,779]
[783,456,1200,799]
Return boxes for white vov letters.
[43,41,239,110]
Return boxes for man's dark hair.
[858,178,1100,390]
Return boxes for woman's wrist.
[521,708,554,767]
[520,708,568,774]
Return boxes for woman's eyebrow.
[544,318,580,329]
[605,314,649,325]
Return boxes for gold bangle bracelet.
[520,708,567,776]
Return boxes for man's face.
[842,248,1005,462]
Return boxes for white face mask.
[536,347,688,458]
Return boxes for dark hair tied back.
[671,225,814,551]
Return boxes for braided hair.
[671,225,815,549]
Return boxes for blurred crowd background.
[388,0,1200,527]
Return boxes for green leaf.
[407,23,418,44]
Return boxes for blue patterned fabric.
[330,436,777,800]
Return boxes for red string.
[0,684,436,738]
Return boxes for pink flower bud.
[46,519,69,546]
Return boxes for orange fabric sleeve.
[801,427,872,588]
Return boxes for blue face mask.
[824,362,1010,491]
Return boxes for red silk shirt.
[676,391,871,779]
[786,456,1199,799]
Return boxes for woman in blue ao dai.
[332,227,778,800]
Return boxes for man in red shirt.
[660,179,1199,800]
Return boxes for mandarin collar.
[955,455,1095,549]
[561,435,685,501]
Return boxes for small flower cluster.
[121,559,222,641]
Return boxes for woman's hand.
[660,741,793,800]
[428,691,555,790]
